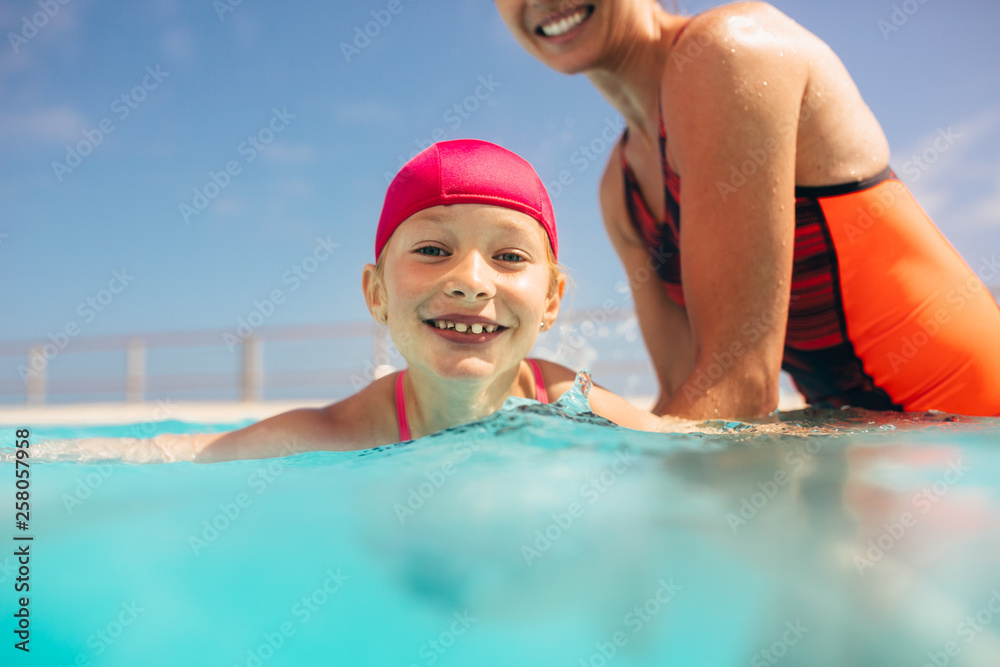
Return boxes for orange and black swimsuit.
[620,116,1000,416]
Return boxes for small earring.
[539,321,545,331]
[381,315,388,324]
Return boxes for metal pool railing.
[0,308,654,405]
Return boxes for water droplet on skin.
[731,48,736,53]
[763,81,767,86]
[778,51,783,57]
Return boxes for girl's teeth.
[431,320,500,334]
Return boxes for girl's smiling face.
[364,203,562,381]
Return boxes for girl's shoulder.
[530,358,579,402]
[319,371,401,446]
[532,358,665,432]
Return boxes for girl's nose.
[445,251,495,301]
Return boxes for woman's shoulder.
[677,2,805,42]
[667,2,817,77]
[661,2,816,149]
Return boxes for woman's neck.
[585,9,687,142]
[401,362,533,438]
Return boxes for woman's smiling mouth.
[536,4,594,38]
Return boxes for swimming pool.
[3,379,1000,666]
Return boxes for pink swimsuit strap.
[395,370,412,442]
[528,358,548,404]
[394,359,548,442]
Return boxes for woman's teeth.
[539,6,589,37]
[432,321,498,334]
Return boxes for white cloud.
[273,177,313,197]
[160,26,196,65]
[0,0,82,43]
[0,4,19,30]
[212,196,249,220]
[263,142,317,165]
[336,101,400,125]
[153,0,181,19]
[898,106,1000,230]
[0,105,87,144]
[969,172,1000,231]
[232,13,259,49]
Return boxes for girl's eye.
[496,252,525,263]
[416,246,447,257]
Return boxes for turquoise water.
[2,380,1000,666]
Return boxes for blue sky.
[1,0,998,392]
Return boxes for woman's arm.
[599,144,695,413]
[657,10,803,419]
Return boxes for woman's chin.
[533,45,596,75]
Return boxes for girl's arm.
[193,408,343,462]
[535,360,693,433]
[164,375,395,462]
[196,380,397,462]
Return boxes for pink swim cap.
[375,139,558,261]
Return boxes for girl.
[494,1,1000,418]
[195,139,670,461]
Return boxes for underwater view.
[3,379,1000,666]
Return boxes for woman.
[495,1,1000,418]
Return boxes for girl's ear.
[541,270,566,331]
[362,264,387,323]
